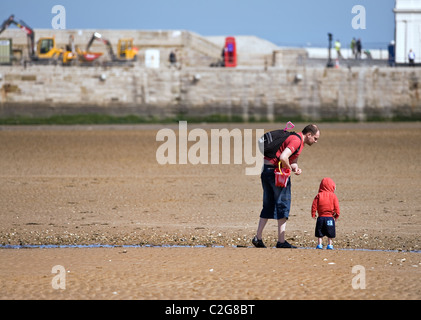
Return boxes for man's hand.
[291,163,302,175]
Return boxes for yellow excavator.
[64,32,138,66]
[60,34,103,66]
[0,14,63,64]
[116,38,138,61]
[86,32,138,64]
[1,15,138,66]
[62,35,77,65]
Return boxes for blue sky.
[1,0,396,48]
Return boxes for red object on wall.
[224,37,237,67]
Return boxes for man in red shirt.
[312,177,340,250]
[252,124,320,248]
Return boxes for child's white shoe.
[316,244,323,249]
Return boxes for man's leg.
[277,218,287,243]
[276,217,296,248]
[275,179,297,248]
[256,218,268,240]
[274,178,291,245]
[252,218,268,248]
[254,165,274,246]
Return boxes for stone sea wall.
[0,64,420,121]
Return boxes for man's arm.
[279,147,293,170]
[279,148,302,175]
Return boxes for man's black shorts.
[315,216,336,238]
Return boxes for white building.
[394,0,421,64]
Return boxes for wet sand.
[0,122,420,300]
[1,247,420,300]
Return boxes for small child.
[311,177,340,250]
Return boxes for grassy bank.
[0,113,419,125]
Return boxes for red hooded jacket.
[311,177,340,219]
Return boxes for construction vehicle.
[86,32,138,65]
[0,14,63,64]
[62,35,77,65]
[64,33,138,66]
[117,38,138,61]
[60,34,103,66]
[72,32,104,64]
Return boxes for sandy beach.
[1,246,420,300]
[0,122,420,300]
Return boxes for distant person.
[311,177,340,250]
[388,41,395,67]
[252,124,320,249]
[350,38,356,58]
[335,40,343,59]
[169,50,177,68]
[356,38,362,59]
[409,49,416,66]
[220,47,226,67]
